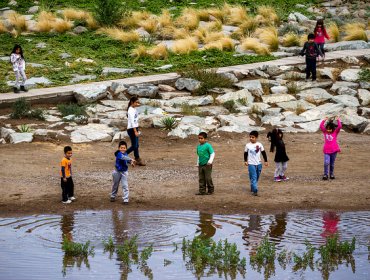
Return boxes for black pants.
[317,43,325,56]
[306,58,317,81]
[61,177,74,202]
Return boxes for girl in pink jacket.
[320,116,342,180]
[314,19,330,60]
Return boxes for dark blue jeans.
[248,164,262,193]
[127,128,139,159]
[324,152,337,176]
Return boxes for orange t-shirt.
[60,157,72,178]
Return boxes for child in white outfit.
[10,44,28,93]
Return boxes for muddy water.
[0,210,369,280]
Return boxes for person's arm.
[207,152,215,165]
[118,153,133,162]
[299,43,307,56]
[244,151,248,162]
[261,151,268,163]
[335,117,342,134]
[61,166,66,178]
[10,54,20,64]
[127,108,135,130]
[324,28,330,40]
[320,119,326,132]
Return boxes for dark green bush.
[359,68,370,82]
[94,0,125,26]
[57,103,86,117]
[10,98,45,120]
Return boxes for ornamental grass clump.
[171,37,198,54]
[160,117,178,131]
[343,22,368,42]
[241,37,270,55]
[6,12,27,32]
[175,8,199,30]
[327,22,340,42]
[257,26,279,51]
[256,5,279,26]
[282,32,301,47]
[98,27,140,42]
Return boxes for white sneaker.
[62,200,72,204]
[69,196,76,201]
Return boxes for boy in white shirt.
[244,131,269,196]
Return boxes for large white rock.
[70,124,116,143]
[318,67,337,80]
[1,127,16,139]
[339,69,360,82]
[73,84,108,105]
[216,89,254,105]
[331,95,360,107]
[358,89,370,106]
[158,91,191,100]
[300,103,344,121]
[217,114,264,133]
[86,104,116,116]
[337,87,357,96]
[168,116,219,138]
[270,86,288,95]
[277,100,316,111]
[341,56,360,64]
[199,106,230,116]
[331,81,359,92]
[341,114,368,132]
[297,88,333,104]
[127,84,159,98]
[175,78,201,92]
[325,40,370,51]
[9,133,33,144]
[168,123,201,138]
[262,94,296,104]
[296,120,322,132]
[234,80,263,96]
[102,67,135,75]
[164,96,213,107]
[100,100,128,110]
[293,12,309,22]
[295,80,333,90]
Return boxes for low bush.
[57,103,86,117]
[223,100,239,113]
[359,68,370,82]
[94,0,125,27]
[10,98,45,120]
[160,116,178,131]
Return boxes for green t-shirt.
[197,142,214,166]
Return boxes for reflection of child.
[321,211,340,238]
[267,128,289,182]
[320,116,342,180]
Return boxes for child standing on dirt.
[299,33,323,82]
[244,131,268,196]
[127,96,146,166]
[110,141,135,204]
[314,19,330,60]
[267,128,289,182]
[196,132,215,195]
[10,44,28,93]
[60,146,75,204]
[320,116,342,180]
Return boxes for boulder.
[27,5,39,14]
[73,26,88,34]
[341,56,360,64]
[216,89,254,105]
[270,86,288,95]
[0,127,15,140]
[70,124,116,143]
[158,91,191,100]
[300,103,344,121]
[127,84,159,98]
[339,69,360,82]
[7,76,52,89]
[358,89,370,106]
[325,40,370,51]
[198,106,230,116]
[164,96,213,107]
[168,116,219,138]
[295,80,333,90]
[158,84,176,92]
[293,12,309,22]
[318,67,337,80]
[264,65,283,76]
[277,100,315,111]
[70,74,96,83]
[262,94,296,104]
[337,87,357,96]
[360,81,370,89]
[331,95,360,107]
[331,81,359,92]
[363,123,370,135]
[361,107,370,118]
[102,67,135,75]
[296,120,322,132]
[73,84,108,105]
[250,102,270,113]
[341,114,368,132]
[155,64,173,70]
[0,138,6,144]
[9,133,33,144]
[175,78,201,92]
[110,82,128,95]
[100,100,128,110]
[284,113,308,123]
[297,88,332,104]
[217,114,264,133]
[234,80,263,96]
[262,108,282,116]
[60,52,71,59]
[219,72,238,83]
[168,123,202,138]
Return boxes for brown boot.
[135,157,146,166]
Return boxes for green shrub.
[18,124,31,133]
[223,100,239,113]
[27,108,45,120]
[181,67,234,96]
[359,68,370,82]
[62,237,95,257]
[57,103,86,117]
[94,0,125,26]
[181,103,202,116]
[160,116,178,131]
[10,98,45,120]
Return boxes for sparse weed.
[295,104,306,115]
[62,237,95,257]
[57,103,86,117]
[160,116,178,131]
[181,103,201,116]
[287,81,299,95]
[359,68,370,82]
[18,124,31,133]
[140,244,154,264]
[237,98,248,106]
[103,236,115,253]
[223,100,239,113]
[10,98,45,120]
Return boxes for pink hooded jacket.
[320,119,342,154]
[314,27,330,44]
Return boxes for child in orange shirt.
[60,146,75,204]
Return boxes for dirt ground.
[0,128,369,216]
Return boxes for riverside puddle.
[0,210,369,280]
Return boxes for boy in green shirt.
[196,132,215,195]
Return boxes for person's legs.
[281,162,288,176]
[329,153,337,177]
[121,171,129,202]
[305,58,311,80]
[274,162,281,179]
[198,166,206,194]
[204,165,214,194]
[323,154,330,177]
[248,165,258,193]
[111,170,122,199]
[19,69,28,91]
[61,178,68,202]
[256,163,262,183]
[318,43,325,57]
[126,128,139,159]
[311,58,317,81]
[67,177,74,198]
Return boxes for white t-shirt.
[127,107,139,129]
[245,142,265,165]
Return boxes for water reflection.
[268,213,287,244]
[321,211,340,238]
[196,213,216,238]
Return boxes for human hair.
[11,44,24,59]
[250,130,259,138]
[198,132,208,139]
[307,33,315,40]
[314,19,325,33]
[267,128,283,152]
[64,146,72,154]
[325,119,337,131]
[118,140,127,148]
[127,96,139,112]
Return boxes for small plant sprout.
[62,237,95,257]
[103,236,115,253]
[140,244,154,265]
[18,124,31,133]
[160,116,178,131]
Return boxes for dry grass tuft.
[205,20,222,31]
[120,11,150,29]
[299,34,308,46]
[98,27,140,42]
[257,5,279,25]
[147,44,168,59]
[238,18,258,34]
[257,26,279,51]
[36,11,57,32]
[173,27,192,39]
[6,12,27,32]
[158,9,172,27]
[131,45,148,61]
[171,36,198,54]
[226,5,248,25]
[343,22,368,42]
[0,21,8,33]
[207,7,228,23]
[241,37,270,55]
[196,9,210,21]
[327,22,340,42]
[204,37,234,51]
[158,25,176,39]
[203,31,225,44]
[139,17,158,34]
[53,18,73,33]
[62,8,88,20]
[282,32,300,47]
[175,8,199,30]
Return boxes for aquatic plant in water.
[62,237,95,257]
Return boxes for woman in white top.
[126,96,146,166]
[10,44,28,93]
